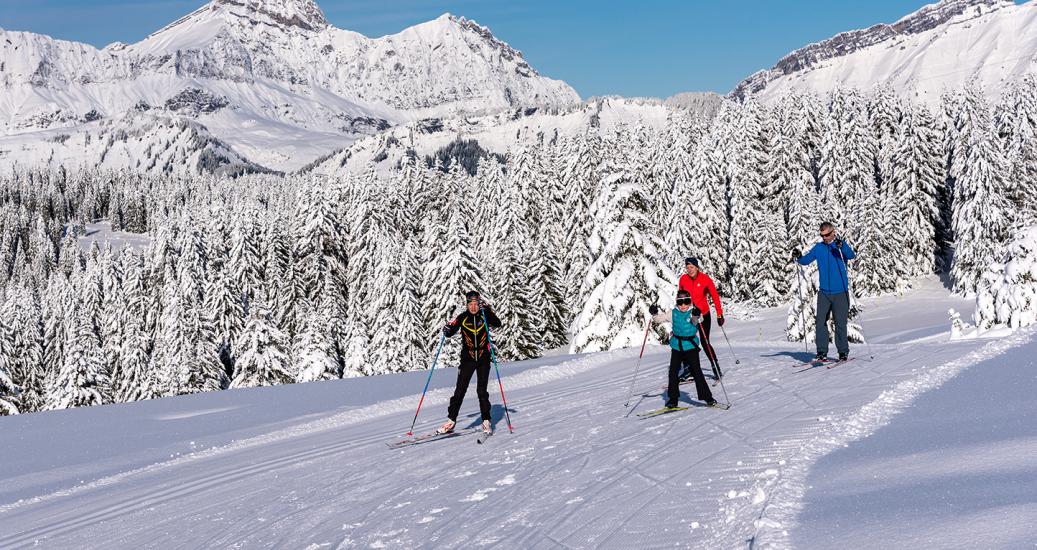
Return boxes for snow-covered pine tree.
[231,303,294,388]
[975,225,1037,330]
[0,310,21,415]
[666,136,728,286]
[560,133,601,321]
[951,85,1015,295]
[228,210,263,315]
[726,97,780,304]
[819,90,878,240]
[571,129,676,353]
[889,104,946,278]
[996,75,1037,224]
[293,298,341,382]
[2,286,45,412]
[45,303,106,410]
[420,173,485,356]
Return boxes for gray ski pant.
[816,292,849,356]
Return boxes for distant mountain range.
[0,0,578,172]
[731,0,1037,103]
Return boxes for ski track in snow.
[0,281,1025,549]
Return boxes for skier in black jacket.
[437,290,502,435]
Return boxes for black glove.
[442,325,451,335]
[691,307,702,325]
[717,315,725,327]
[649,304,659,315]
[791,249,801,261]
[834,238,844,250]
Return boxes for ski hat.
[684,257,700,268]
[465,290,480,302]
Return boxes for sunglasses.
[676,298,692,306]
[820,231,833,238]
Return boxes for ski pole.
[794,263,809,354]
[717,323,740,365]
[481,305,513,433]
[406,332,446,436]
[697,317,732,405]
[623,315,654,407]
[836,245,875,360]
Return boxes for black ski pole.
[794,263,809,354]
[697,316,731,406]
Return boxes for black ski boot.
[814,352,828,362]
[838,352,849,362]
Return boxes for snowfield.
[0,277,1034,549]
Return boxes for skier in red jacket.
[677,257,725,380]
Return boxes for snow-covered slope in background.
[3,278,1034,548]
[0,0,579,171]
[308,97,673,175]
[732,0,1037,104]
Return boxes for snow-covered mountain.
[0,0,579,172]
[307,98,676,176]
[731,0,1037,103]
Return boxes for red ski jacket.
[678,272,724,318]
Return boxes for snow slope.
[792,340,1037,549]
[1,277,1032,548]
[732,0,1037,104]
[0,0,579,171]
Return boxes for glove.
[717,315,725,327]
[442,325,451,335]
[691,307,702,325]
[834,238,844,249]
[649,304,659,315]
[791,249,801,261]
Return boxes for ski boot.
[814,353,828,362]
[436,419,456,435]
[481,420,492,434]
[838,352,849,362]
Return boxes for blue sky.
[0,0,1028,97]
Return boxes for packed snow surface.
[1,277,1034,548]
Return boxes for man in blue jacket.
[793,221,856,362]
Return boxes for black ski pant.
[816,292,850,356]
[447,354,492,423]
[668,348,713,408]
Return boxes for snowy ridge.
[0,0,579,171]
[309,97,673,175]
[745,327,1034,548]
[0,112,273,176]
[731,0,1036,104]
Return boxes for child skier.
[650,290,718,409]
[437,291,502,435]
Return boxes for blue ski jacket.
[653,308,701,352]
[797,241,856,295]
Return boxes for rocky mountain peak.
[211,0,329,32]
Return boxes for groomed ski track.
[0,278,1027,548]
